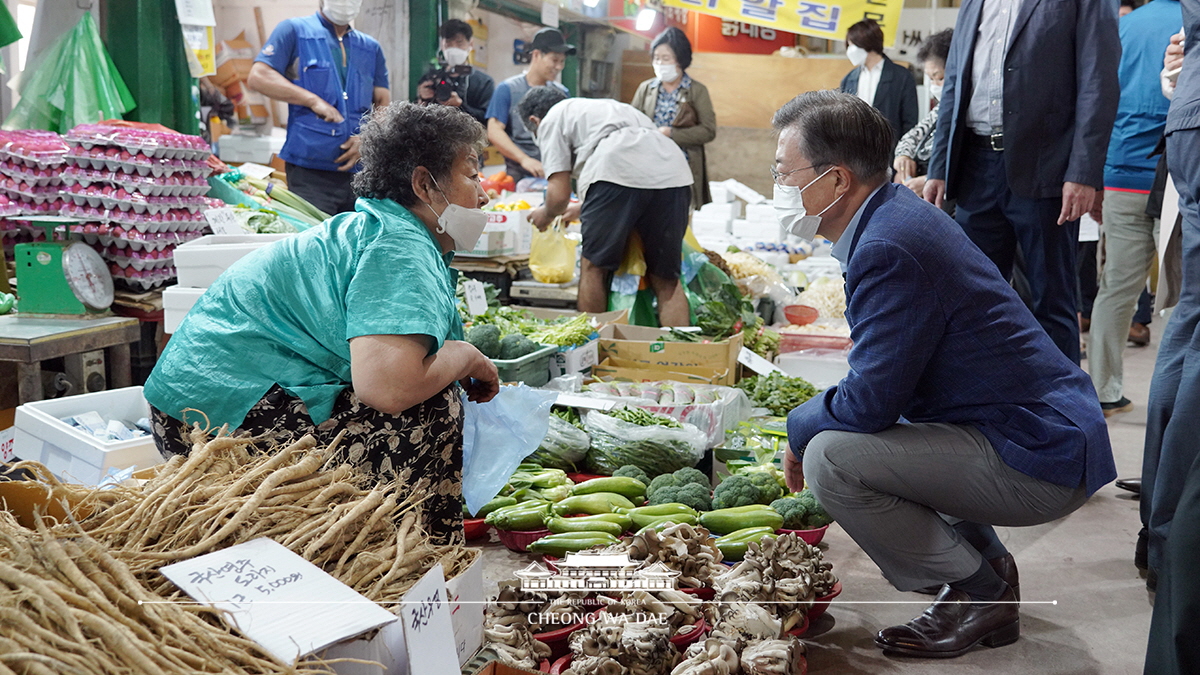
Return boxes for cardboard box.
[483,210,532,256]
[465,229,515,258]
[549,339,598,378]
[591,357,728,385]
[325,553,485,674]
[214,31,256,88]
[597,324,743,386]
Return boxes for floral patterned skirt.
[150,384,465,545]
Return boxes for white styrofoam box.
[691,218,731,237]
[775,349,851,390]
[326,555,484,674]
[163,286,206,334]
[175,234,292,287]
[216,133,286,165]
[700,200,740,220]
[13,386,162,486]
[732,219,779,241]
[745,203,776,222]
[709,182,733,203]
[722,179,767,204]
[549,339,599,377]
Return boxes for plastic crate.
[492,344,557,387]
[13,386,163,485]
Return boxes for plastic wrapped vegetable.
[583,409,707,476]
[524,415,591,471]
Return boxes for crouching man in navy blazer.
[776,91,1116,659]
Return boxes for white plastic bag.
[583,410,707,475]
[461,384,558,515]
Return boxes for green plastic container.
[492,344,557,387]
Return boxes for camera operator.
[415,19,494,127]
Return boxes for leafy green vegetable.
[648,482,712,511]
[465,325,502,358]
[613,464,651,486]
[529,314,596,348]
[771,489,833,529]
[737,373,820,417]
[605,406,682,429]
[712,474,767,509]
[525,415,590,471]
[498,333,541,360]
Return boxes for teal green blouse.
[144,198,463,430]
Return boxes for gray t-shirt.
[536,98,693,200]
[487,73,568,178]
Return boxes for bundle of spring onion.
[216,172,331,229]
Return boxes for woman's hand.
[457,343,500,403]
[894,155,917,182]
[904,175,927,195]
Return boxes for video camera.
[429,64,473,103]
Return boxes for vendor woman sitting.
[143,103,500,545]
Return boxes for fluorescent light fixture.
[635,7,657,31]
[584,0,602,7]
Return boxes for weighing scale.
[12,216,114,317]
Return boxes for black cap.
[529,28,576,55]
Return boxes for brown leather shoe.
[876,586,1020,658]
[1129,323,1150,346]
[914,554,1020,600]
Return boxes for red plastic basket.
[496,527,551,553]
[775,523,831,545]
[566,472,608,483]
[669,617,708,649]
[533,609,601,662]
[679,586,716,601]
[463,518,490,541]
[549,655,571,674]
[785,611,812,638]
[808,581,842,621]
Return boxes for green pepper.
[571,476,647,501]
[631,512,699,530]
[715,527,779,561]
[553,492,636,516]
[700,505,783,535]
[0,293,13,315]
[472,495,518,518]
[485,502,552,531]
[545,516,626,537]
[527,532,621,558]
[619,503,700,518]
[715,526,778,544]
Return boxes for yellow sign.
[662,0,905,47]
[181,24,216,78]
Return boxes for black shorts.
[580,182,691,280]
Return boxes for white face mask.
[929,83,944,101]
[443,47,471,68]
[774,167,842,243]
[431,177,488,251]
[324,0,363,25]
[846,44,869,68]
[653,63,680,83]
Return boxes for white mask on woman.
[430,177,488,251]
[774,167,842,243]
[324,0,363,26]
[653,63,680,84]
[443,47,471,68]
[929,83,944,101]
[846,44,869,68]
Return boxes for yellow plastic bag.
[530,220,578,283]
[616,232,647,277]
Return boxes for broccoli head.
[466,325,502,358]
[647,473,681,500]
[648,482,712,511]
[771,490,833,529]
[712,475,765,509]
[499,334,541,360]
[613,465,652,486]
[745,471,784,503]
[672,467,710,490]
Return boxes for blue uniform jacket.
[255,13,388,172]
[787,185,1116,496]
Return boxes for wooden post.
[254,6,283,128]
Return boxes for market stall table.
[0,315,139,403]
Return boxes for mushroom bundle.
[714,533,836,633]
[623,523,727,588]
[566,619,679,675]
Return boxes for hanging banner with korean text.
[662,0,906,47]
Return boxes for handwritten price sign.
[401,564,459,673]
[0,427,13,463]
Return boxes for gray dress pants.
[803,423,1089,591]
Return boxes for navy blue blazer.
[839,56,919,147]
[928,0,1121,200]
[787,185,1116,496]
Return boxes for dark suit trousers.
[1144,448,1200,675]
[953,144,1082,364]
[1142,128,1200,576]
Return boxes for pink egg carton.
[2,178,63,203]
[0,161,63,187]
[19,198,65,216]
[65,146,211,178]
[110,264,177,290]
[105,246,175,271]
[66,124,211,161]
[0,130,69,169]
[0,194,23,218]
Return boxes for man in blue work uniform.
[247,0,390,215]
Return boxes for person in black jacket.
[839,19,918,149]
[416,19,494,127]
[924,0,1121,365]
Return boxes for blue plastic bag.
[461,384,559,516]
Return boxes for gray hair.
[772,90,893,183]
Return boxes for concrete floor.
[477,332,1157,674]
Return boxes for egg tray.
[61,166,211,198]
[1,179,63,203]
[65,149,213,179]
[0,162,64,187]
[64,125,210,161]
[78,225,204,252]
[108,262,177,285]
[63,184,207,214]
[18,199,66,217]
[61,202,208,232]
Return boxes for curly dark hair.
[916,29,953,66]
[651,27,692,70]
[518,86,569,129]
[352,103,485,208]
